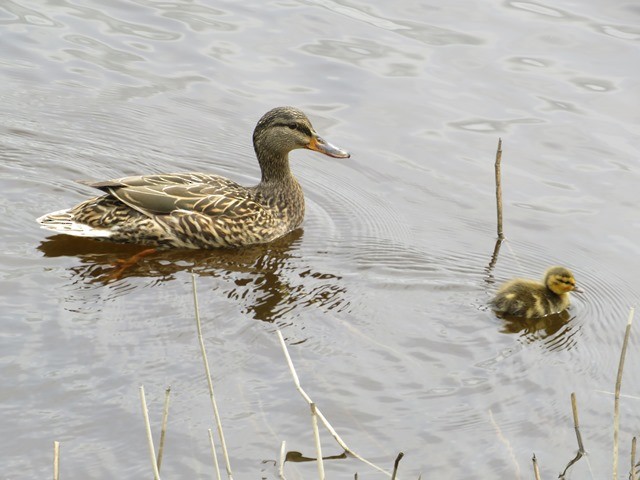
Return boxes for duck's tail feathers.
[36,209,113,238]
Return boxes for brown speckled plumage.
[37,107,350,248]
[490,266,578,318]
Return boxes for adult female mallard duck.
[37,107,350,249]
[490,266,579,318]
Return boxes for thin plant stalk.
[208,428,222,480]
[192,274,234,480]
[532,454,541,480]
[156,386,171,472]
[53,441,60,480]
[310,403,325,480]
[139,386,161,480]
[613,307,635,480]
[276,330,391,477]
[571,392,585,453]
[391,452,404,480]
[631,437,637,480]
[278,441,287,480]
[495,138,504,239]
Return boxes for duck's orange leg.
[107,248,157,282]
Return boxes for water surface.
[1,0,639,478]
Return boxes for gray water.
[1,0,639,478]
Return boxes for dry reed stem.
[310,403,325,480]
[139,386,161,480]
[192,274,234,480]
[613,307,635,480]
[631,436,637,480]
[208,428,222,480]
[53,441,60,480]
[156,386,171,472]
[571,392,585,453]
[495,138,504,239]
[532,454,542,480]
[278,441,287,480]
[275,330,391,477]
[391,452,404,480]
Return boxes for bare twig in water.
[207,428,222,480]
[631,436,637,480]
[192,274,234,480]
[485,139,506,281]
[276,330,391,477]
[559,392,586,478]
[278,441,287,480]
[391,452,404,480]
[571,392,585,454]
[139,386,161,480]
[495,138,504,239]
[156,386,171,472]
[532,454,542,480]
[53,441,60,480]
[310,403,325,480]
[613,307,635,480]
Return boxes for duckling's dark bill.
[307,136,350,158]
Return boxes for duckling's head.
[253,107,350,169]
[544,266,577,295]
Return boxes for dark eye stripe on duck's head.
[274,121,313,137]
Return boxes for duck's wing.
[121,183,281,247]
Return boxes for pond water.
[1,0,639,478]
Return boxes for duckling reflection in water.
[490,266,579,318]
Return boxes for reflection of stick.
[53,441,60,480]
[631,436,637,480]
[532,454,541,480]
[489,409,520,479]
[310,403,325,480]
[276,330,390,477]
[391,452,404,480]
[139,386,161,480]
[613,307,635,480]
[192,275,234,480]
[495,138,504,239]
[208,428,222,480]
[157,386,171,472]
[278,441,287,480]
[559,393,586,478]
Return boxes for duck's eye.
[288,123,298,130]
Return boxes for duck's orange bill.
[307,135,350,158]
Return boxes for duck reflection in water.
[37,229,348,323]
[498,309,573,340]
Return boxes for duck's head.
[544,266,578,295]
[253,107,350,167]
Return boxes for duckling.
[490,266,578,318]
[37,107,350,249]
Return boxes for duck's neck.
[256,150,295,185]
[253,150,304,225]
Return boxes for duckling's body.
[37,107,350,249]
[490,266,577,318]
